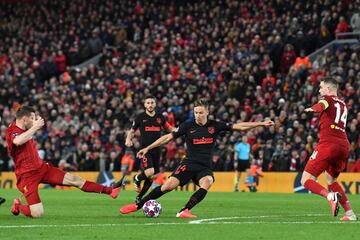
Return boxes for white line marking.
[0,214,357,229]
[188,214,327,224]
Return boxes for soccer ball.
[142,200,162,218]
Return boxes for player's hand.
[304,108,315,113]
[137,148,149,159]
[125,139,133,147]
[262,119,274,127]
[33,116,45,130]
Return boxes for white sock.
[345,210,355,216]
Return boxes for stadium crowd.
[0,0,359,173]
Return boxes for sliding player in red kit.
[6,106,125,218]
[301,77,357,221]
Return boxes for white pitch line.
[188,214,327,224]
[0,214,357,229]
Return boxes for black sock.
[180,188,208,212]
[138,178,152,199]
[136,171,147,182]
[137,186,166,209]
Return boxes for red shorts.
[16,162,66,205]
[304,142,349,178]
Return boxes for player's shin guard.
[81,181,111,194]
[329,182,352,212]
[137,186,166,209]
[138,178,152,199]
[304,179,329,198]
[181,188,208,212]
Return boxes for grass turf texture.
[0,189,359,240]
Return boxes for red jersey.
[313,95,349,145]
[5,122,44,177]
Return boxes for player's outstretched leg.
[63,173,125,199]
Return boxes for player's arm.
[125,128,135,147]
[137,133,174,158]
[13,117,44,146]
[304,99,329,113]
[232,119,274,131]
[125,117,139,147]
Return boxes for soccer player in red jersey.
[301,77,357,221]
[6,106,125,218]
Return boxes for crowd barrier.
[1,172,359,194]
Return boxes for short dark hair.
[194,99,209,110]
[321,77,338,89]
[16,106,35,119]
[144,95,156,101]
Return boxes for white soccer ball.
[142,200,162,218]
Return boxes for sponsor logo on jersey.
[145,126,161,132]
[330,124,345,132]
[193,137,214,144]
[208,127,215,134]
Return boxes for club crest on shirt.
[208,127,215,134]
[156,118,161,124]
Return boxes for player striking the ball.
[301,77,357,221]
[120,99,274,218]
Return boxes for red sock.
[19,204,32,217]
[81,181,111,195]
[304,179,329,198]
[329,182,352,211]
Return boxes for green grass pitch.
[0,189,359,240]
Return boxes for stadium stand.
[0,0,359,172]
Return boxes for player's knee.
[161,183,175,192]
[300,175,308,186]
[145,168,155,178]
[301,172,314,186]
[64,173,84,187]
[31,209,44,218]
[199,176,213,190]
[161,180,178,192]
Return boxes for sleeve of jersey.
[172,122,187,139]
[5,129,17,156]
[131,116,140,130]
[312,99,329,113]
[216,121,233,132]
